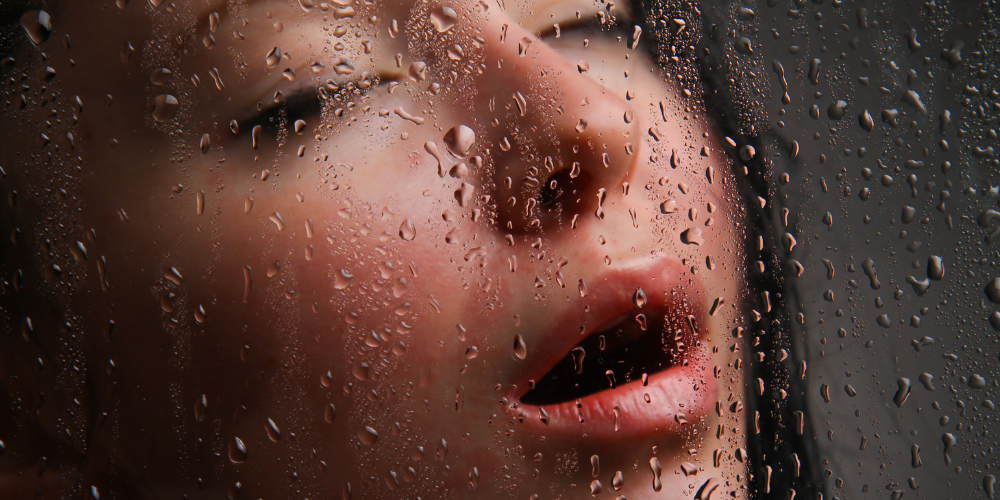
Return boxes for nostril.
[537,168,592,212]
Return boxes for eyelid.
[238,71,400,131]
[536,14,633,41]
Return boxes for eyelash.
[239,72,389,136]
[239,17,633,136]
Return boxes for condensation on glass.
[0,0,996,499]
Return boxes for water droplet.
[443,125,476,157]
[294,119,307,134]
[194,394,208,421]
[893,378,912,407]
[986,278,1000,303]
[575,119,588,133]
[20,10,52,45]
[358,426,379,445]
[571,347,586,374]
[660,199,680,214]
[150,67,172,85]
[985,475,996,499]
[910,444,922,468]
[918,373,935,390]
[242,265,253,303]
[430,6,457,32]
[680,462,698,477]
[265,418,282,441]
[942,433,957,464]
[927,255,945,281]
[589,480,603,496]
[513,335,527,360]
[195,190,205,215]
[827,100,847,119]
[265,46,281,68]
[859,109,874,131]
[332,57,355,75]
[862,258,881,289]
[324,403,336,423]
[518,36,532,56]
[399,219,417,241]
[228,437,248,463]
[447,44,465,60]
[970,374,987,389]
[265,260,280,278]
[877,314,892,328]
[200,133,211,154]
[681,227,704,246]
[612,471,624,490]
[635,314,647,330]
[649,457,662,492]
[151,94,179,122]
[633,287,647,308]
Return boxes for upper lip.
[508,257,709,441]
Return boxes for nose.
[473,12,639,233]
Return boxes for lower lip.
[517,358,712,442]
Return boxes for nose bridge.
[480,13,638,178]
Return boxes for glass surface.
[0,1,996,499]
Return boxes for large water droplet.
[399,219,416,241]
[443,125,476,157]
[571,347,586,374]
[265,46,281,69]
[649,457,662,492]
[986,277,1000,303]
[358,426,379,445]
[430,6,457,32]
[194,394,208,421]
[893,378,912,407]
[513,335,527,360]
[150,67,172,85]
[228,437,248,463]
[20,10,52,45]
[151,94,179,122]
[265,418,282,441]
[633,287,647,308]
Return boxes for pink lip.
[511,258,710,442]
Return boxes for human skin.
[0,1,747,499]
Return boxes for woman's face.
[2,0,747,498]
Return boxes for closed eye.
[234,71,399,140]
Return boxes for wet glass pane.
[0,0,996,499]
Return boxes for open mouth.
[520,306,697,406]
[511,259,711,441]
